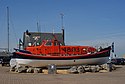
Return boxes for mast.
[7,7,9,52]
[60,13,64,29]
[37,22,40,32]
[60,13,65,45]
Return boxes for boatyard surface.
[0,65,125,84]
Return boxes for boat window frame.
[44,40,52,46]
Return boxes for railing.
[94,43,110,52]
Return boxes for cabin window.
[54,42,59,46]
[45,41,52,46]
[28,43,32,46]
[36,43,40,46]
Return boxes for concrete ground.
[0,65,125,84]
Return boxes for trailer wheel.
[68,66,78,73]
[91,67,97,73]
[106,63,112,72]
[77,66,85,74]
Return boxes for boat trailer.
[10,63,116,74]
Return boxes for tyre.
[77,66,85,74]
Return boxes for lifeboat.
[10,39,111,67]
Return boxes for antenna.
[52,28,54,34]
[60,13,64,29]
[7,6,9,52]
[37,21,41,32]
[37,22,39,32]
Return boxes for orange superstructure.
[25,39,96,56]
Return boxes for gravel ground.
[0,65,125,84]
